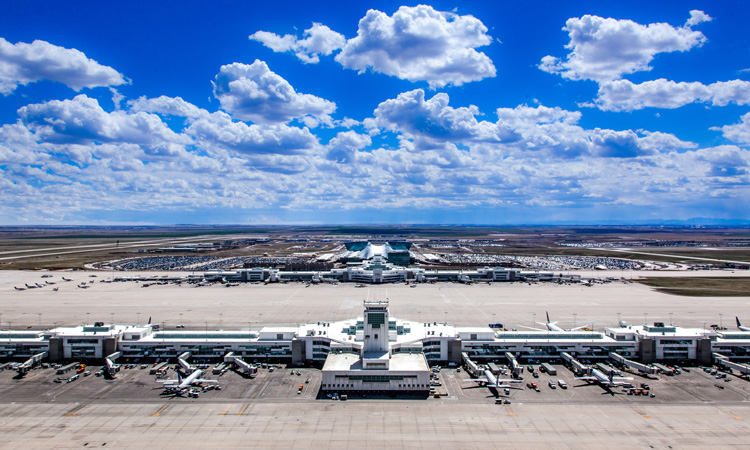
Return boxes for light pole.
[220,313,223,329]
[86,312,90,325]
[573,313,577,329]
[644,313,648,326]
[179,313,183,326]
[111,312,114,325]
[532,313,536,330]
[617,312,621,324]
[259,313,263,329]
[38,313,41,328]
[669,312,673,326]
[720,314,724,329]
[137,312,141,326]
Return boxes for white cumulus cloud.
[249,23,346,64]
[186,111,317,155]
[18,95,191,157]
[212,60,336,125]
[712,112,750,144]
[686,10,713,27]
[0,37,126,95]
[590,78,750,111]
[324,131,372,163]
[540,12,709,82]
[374,89,516,144]
[128,95,210,120]
[335,5,495,88]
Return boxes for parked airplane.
[158,369,218,395]
[466,369,523,389]
[518,312,588,332]
[737,317,750,332]
[575,368,633,389]
[14,286,25,291]
[24,283,38,289]
[62,277,73,282]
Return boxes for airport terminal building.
[3,301,750,391]
[194,240,568,285]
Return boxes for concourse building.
[1,306,749,390]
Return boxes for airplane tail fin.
[546,311,551,323]
[148,316,152,325]
[737,317,742,327]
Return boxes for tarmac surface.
[0,269,750,448]
[0,361,748,449]
[1,269,749,331]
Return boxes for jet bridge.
[224,352,257,376]
[16,352,46,376]
[177,351,195,373]
[561,352,590,375]
[714,353,750,376]
[609,352,657,375]
[504,352,523,377]
[461,352,482,378]
[105,351,121,377]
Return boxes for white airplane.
[466,369,523,389]
[14,286,26,291]
[575,368,633,389]
[737,317,750,332]
[538,312,588,332]
[62,277,73,282]
[158,369,218,395]
[24,283,38,289]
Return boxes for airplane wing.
[515,325,544,331]
[193,378,219,384]
[464,378,489,383]
[575,376,596,381]
[569,325,588,331]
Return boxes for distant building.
[340,241,412,266]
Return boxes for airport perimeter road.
[0,401,747,449]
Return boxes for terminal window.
[368,313,385,328]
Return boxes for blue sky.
[1,1,750,225]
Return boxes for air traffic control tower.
[321,301,431,393]
[362,301,390,369]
